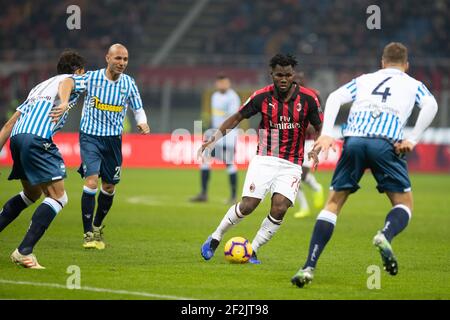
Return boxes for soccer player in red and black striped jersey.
[200,54,323,264]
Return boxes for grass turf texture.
[0,168,449,300]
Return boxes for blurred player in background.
[293,72,324,218]
[77,44,150,250]
[0,50,86,268]
[199,54,323,264]
[292,42,438,287]
[190,74,241,204]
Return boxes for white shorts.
[242,155,302,205]
[302,140,315,168]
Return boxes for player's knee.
[102,184,115,194]
[22,190,41,203]
[270,202,289,217]
[85,176,99,189]
[239,199,259,215]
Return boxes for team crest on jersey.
[43,142,51,150]
[120,87,127,94]
[296,102,302,112]
[249,183,255,193]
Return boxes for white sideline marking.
[0,279,196,300]
[127,196,194,207]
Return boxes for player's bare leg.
[0,180,41,233]
[373,191,413,276]
[201,197,260,260]
[292,190,350,287]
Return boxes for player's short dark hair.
[216,73,228,80]
[269,53,298,69]
[57,49,86,74]
[382,42,408,64]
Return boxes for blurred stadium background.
[1,0,449,172]
[0,0,449,301]
[1,0,449,171]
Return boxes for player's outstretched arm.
[395,94,438,154]
[197,111,244,161]
[0,111,21,150]
[50,77,75,123]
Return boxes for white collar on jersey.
[103,68,122,84]
[381,67,405,75]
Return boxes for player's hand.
[137,123,150,134]
[197,139,215,163]
[313,135,336,160]
[307,148,320,171]
[394,140,415,155]
[49,102,69,123]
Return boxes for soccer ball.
[224,237,253,263]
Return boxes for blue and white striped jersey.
[339,68,435,142]
[211,89,240,128]
[211,89,240,144]
[11,74,85,139]
[79,69,143,136]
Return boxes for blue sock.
[0,192,34,232]
[303,210,337,269]
[229,172,237,199]
[93,189,114,227]
[81,187,97,233]
[381,205,411,242]
[201,169,210,195]
[18,198,62,255]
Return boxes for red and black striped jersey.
[305,87,322,140]
[239,84,323,165]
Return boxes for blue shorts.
[8,134,66,186]
[78,133,122,185]
[331,137,411,193]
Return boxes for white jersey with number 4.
[326,68,437,143]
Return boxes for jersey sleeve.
[127,78,143,111]
[16,100,29,112]
[415,82,435,109]
[238,91,262,119]
[71,72,91,94]
[339,78,358,102]
[306,93,323,131]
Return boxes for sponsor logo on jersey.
[90,96,124,112]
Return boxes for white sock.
[251,214,282,253]
[297,188,309,211]
[211,203,244,241]
[304,173,322,192]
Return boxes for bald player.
[77,44,150,250]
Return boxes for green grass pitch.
[0,167,449,300]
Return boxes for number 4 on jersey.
[372,77,392,102]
